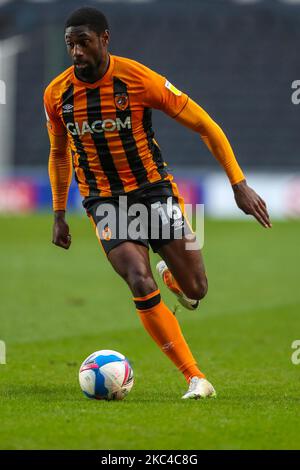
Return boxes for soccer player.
[44,7,271,399]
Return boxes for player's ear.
[101,29,110,47]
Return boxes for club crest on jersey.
[101,226,112,241]
[114,93,129,111]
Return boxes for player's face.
[65,26,109,80]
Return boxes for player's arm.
[44,88,72,249]
[175,98,272,228]
[141,66,271,228]
[48,130,72,249]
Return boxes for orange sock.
[133,289,205,382]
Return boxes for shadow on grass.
[0,384,195,405]
[0,384,79,402]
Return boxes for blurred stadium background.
[0,0,300,217]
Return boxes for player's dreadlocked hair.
[65,7,109,34]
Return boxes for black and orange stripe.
[113,77,150,187]
[133,289,161,310]
[57,66,179,197]
[61,80,171,197]
[61,84,99,197]
[86,87,124,195]
[142,107,168,180]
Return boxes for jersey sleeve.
[43,85,66,136]
[141,65,188,118]
[175,98,245,185]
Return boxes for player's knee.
[185,276,208,300]
[126,269,157,298]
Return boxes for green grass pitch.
[0,214,299,450]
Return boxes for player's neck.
[74,54,110,84]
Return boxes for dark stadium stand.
[0,0,299,170]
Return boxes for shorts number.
[151,201,169,225]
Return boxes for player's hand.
[52,211,72,249]
[232,180,272,228]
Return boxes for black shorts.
[83,181,193,255]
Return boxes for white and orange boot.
[156,260,199,311]
[182,377,216,400]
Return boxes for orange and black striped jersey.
[44,55,189,199]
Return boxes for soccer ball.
[79,349,134,401]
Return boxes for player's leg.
[147,187,207,309]
[86,195,215,398]
[155,239,216,398]
[107,241,207,385]
[107,241,157,297]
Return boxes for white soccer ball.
[79,349,134,401]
